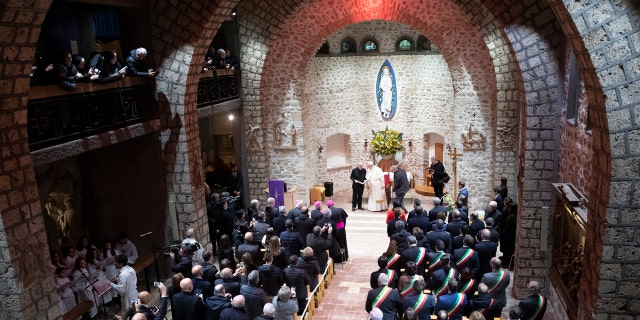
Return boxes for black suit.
[350,166,367,209]
[171,291,206,320]
[283,266,311,315]
[426,229,452,253]
[401,246,428,277]
[519,294,547,320]
[219,306,250,320]
[428,205,448,222]
[453,246,480,278]
[365,286,403,320]
[468,292,500,318]
[474,241,497,279]
[370,268,398,289]
[387,217,406,238]
[407,215,430,234]
[429,160,446,199]
[272,214,287,236]
[294,214,316,246]
[227,171,243,208]
[392,168,410,210]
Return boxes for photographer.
[170,244,194,278]
[135,282,168,320]
[182,228,204,266]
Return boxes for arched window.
[396,38,413,51]
[340,37,356,54]
[362,38,378,53]
[417,35,431,52]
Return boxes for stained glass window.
[364,40,377,52]
[341,38,355,53]
[398,39,411,51]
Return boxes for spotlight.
[228,114,234,121]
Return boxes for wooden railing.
[196,69,240,108]
[27,77,157,150]
[294,254,334,320]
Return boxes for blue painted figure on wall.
[376,60,397,119]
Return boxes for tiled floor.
[314,191,557,320]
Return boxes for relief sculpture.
[461,125,486,151]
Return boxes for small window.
[341,38,356,54]
[363,39,378,52]
[417,35,431,52]
[567,50,580,125]
[398,39,412,51]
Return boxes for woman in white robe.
[54,267,76,315]
[366,161,386,211]
[71,257,98,318]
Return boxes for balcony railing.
[27,78,157,151]
[197,69,240,107]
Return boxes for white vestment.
[109,265,138,312]
[366,165,386,211]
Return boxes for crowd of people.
[31,45,156,91]
[51,232,140,318]
[366,184,543,320]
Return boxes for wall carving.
[461,125,486,151]
[496,122,517,150]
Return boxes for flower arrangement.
[371,127,403,155]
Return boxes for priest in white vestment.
[366,161,386,211]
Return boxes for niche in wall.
[326,133,350,168]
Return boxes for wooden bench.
[62,300,93,320]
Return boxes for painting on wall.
[376,59,398,120]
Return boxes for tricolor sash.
[414,247,427,266]
[372,286,393,308]
[428,252,444,271]
[386,254,401,269]
[527,295,547,320]
[477,298,494,315]
[400,275,418,297]
[487,269,507,294]
[385,269,396,286]
[433,268,456,296]
[456,248,475,268]
[447,293,465,316]
[412,293,430,313]
[458,279,475,294]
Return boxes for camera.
[154,281,162,287]
[220,192,240,204]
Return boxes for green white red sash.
[428,252,444,271]
[386,254,401,269]
[372,286,393,308]
[458,279,475,294]
[476,298,494,315]
[412,293,429,313]
[385,269,395,286]
[456,248,475,268]
[433,268,456,296]
[527,295,546,320]
[447,293,465,315]
[487,269,507,294]
[400,275,418,297]
[414,247,427,266]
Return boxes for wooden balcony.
[27,77,157,151]
[196,69,240,108]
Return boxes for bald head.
[180,278,193,292]
[232,295,245,308]
[138,291,151,304]
[244,232,253,241]
[220,268,233,279]
[192,265,203,277]
[186,228,196,238]
[528,280,542,294]
[490,257,502,270]
[131,314,146,320]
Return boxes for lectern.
[266,180,298,211]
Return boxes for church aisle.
[313,194,389,320]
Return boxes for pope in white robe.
[366,161,386,211]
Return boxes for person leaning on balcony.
[126,47,156,77]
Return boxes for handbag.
[442,173,451,183]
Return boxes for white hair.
[135,47,147,56]
[263,303,275,316]
[489,201,498,208]
[250,199,259,207]
[267,197,275,205]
